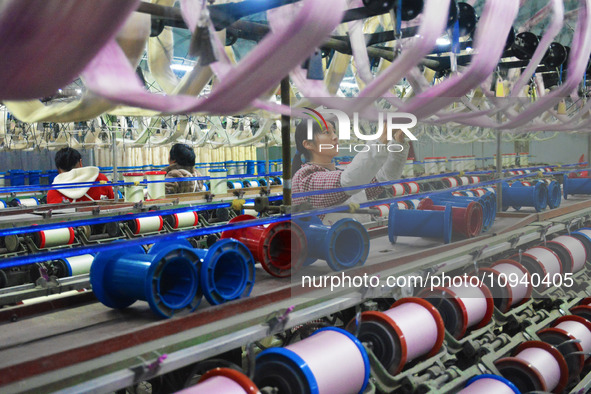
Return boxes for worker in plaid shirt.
[292,119,409,225]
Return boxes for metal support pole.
[112,133,119,200]
[281,77,291,206]
[264,136,270,194]
[588,133,591,172]
[496,129,502,211]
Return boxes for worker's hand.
[393,129,406,143]
[378,125,405,144]
[378,121,390,144]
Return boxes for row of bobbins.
[176,288,591,394]
[432,231,590,337]
[19,209,371,285]
[428,231,591,393]
[372,197,425,216]
[441,176,481,188]
[168,239,591,394]
[350,270,591,394]
[128,171,277,199]
[4,212,199,253]
[493,298,591,393]
[391,181,420,196]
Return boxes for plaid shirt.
[292,163,384,210]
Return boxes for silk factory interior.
[4,0,591,393]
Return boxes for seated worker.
[292,120,409,225]
[47,147,114,203]
[164,143,204,194]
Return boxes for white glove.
[375,140,410,182]
[340,143,389,196]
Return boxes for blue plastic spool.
[563,175,591,199]
[543,180,561,209]
[570,229,591,261]
[193,238,256,305]
[0,200,7,209]
[294,216,370,271]
[47,169,59,184]
[246,160,256,175]
[388,204,452,244]
[255,347,318,394]
[502,181,547,212]
[464,374,521,394]
[27,170,42,185]
[9,170,25,186]
[273,177,283,185]
[485,192,497,229]
[256,161,266,175]
[255,327,370,394]
[90,241,202,318]
[40,172,50,185]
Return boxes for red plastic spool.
[417,198,483,238]
[221,215,307,278]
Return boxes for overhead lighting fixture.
[170,63,194,72]
[436,37,451,46]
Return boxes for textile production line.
[5,0,591,393]
[3,161,591,394]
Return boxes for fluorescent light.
[76,89,82,94]
[436,37,451,46]
[171,63,194,72]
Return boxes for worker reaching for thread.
[292,120,409,225]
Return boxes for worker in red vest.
[47,147,114,203]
